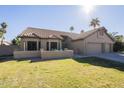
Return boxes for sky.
[0,5,124,41]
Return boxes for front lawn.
[0,57,124,88]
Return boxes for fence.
[14,51,41,59]
[0,45,21,56]
[41,50,73,59]
[14,50,74,59]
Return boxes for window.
[27,41,37,51]
[51,42,57,50]
[46,42,58,51]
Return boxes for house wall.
[71,40,85,54]
[85,31,114,44]
[20,38,62,51]
[61,36,85,54]
[63,37,72,49]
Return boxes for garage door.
[87,43,102,55]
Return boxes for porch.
[22,39,62,51]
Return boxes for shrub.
[113,42,124,52]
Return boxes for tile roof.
[73,27,107,40]
[19,27,111,41]
[19,27,80,40]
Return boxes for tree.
[109,32,124,52]
[109,32,118,38]
[1,22,7,30]
[109,32,123,42]
[0,22,7,45]
[69,26,74,33]
[114,35,123,42]
[11,39,16,45]
[0,31,3,39]
[11,37,21,46]
[90,18,100,29]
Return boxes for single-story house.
[18,26,114,55]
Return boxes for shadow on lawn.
[0,56,14,62]
[0,56,30,63]
[0,57,70,63]
[74,57,124,71]
[1,56,124,72]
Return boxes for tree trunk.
[1,35,4,45]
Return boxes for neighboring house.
[0,40,11,46]
[18,27,114,55]
[0,40,20,56]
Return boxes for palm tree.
[69,26,74,33]
[0,22,7,45]
[90,18,100,29]
[109,32,118,38]
[1,22,7,28]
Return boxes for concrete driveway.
[95,53,124,63]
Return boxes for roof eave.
[18,36,63,40]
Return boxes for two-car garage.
[72,27,114,55]
[86,42,112,55]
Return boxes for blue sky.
[0,5,124,41]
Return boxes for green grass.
[0,57,124,88]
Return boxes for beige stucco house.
[18,26,114,55]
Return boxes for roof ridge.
[27,27,79,35]
[85,26,105,32]
[73,26,106,41]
